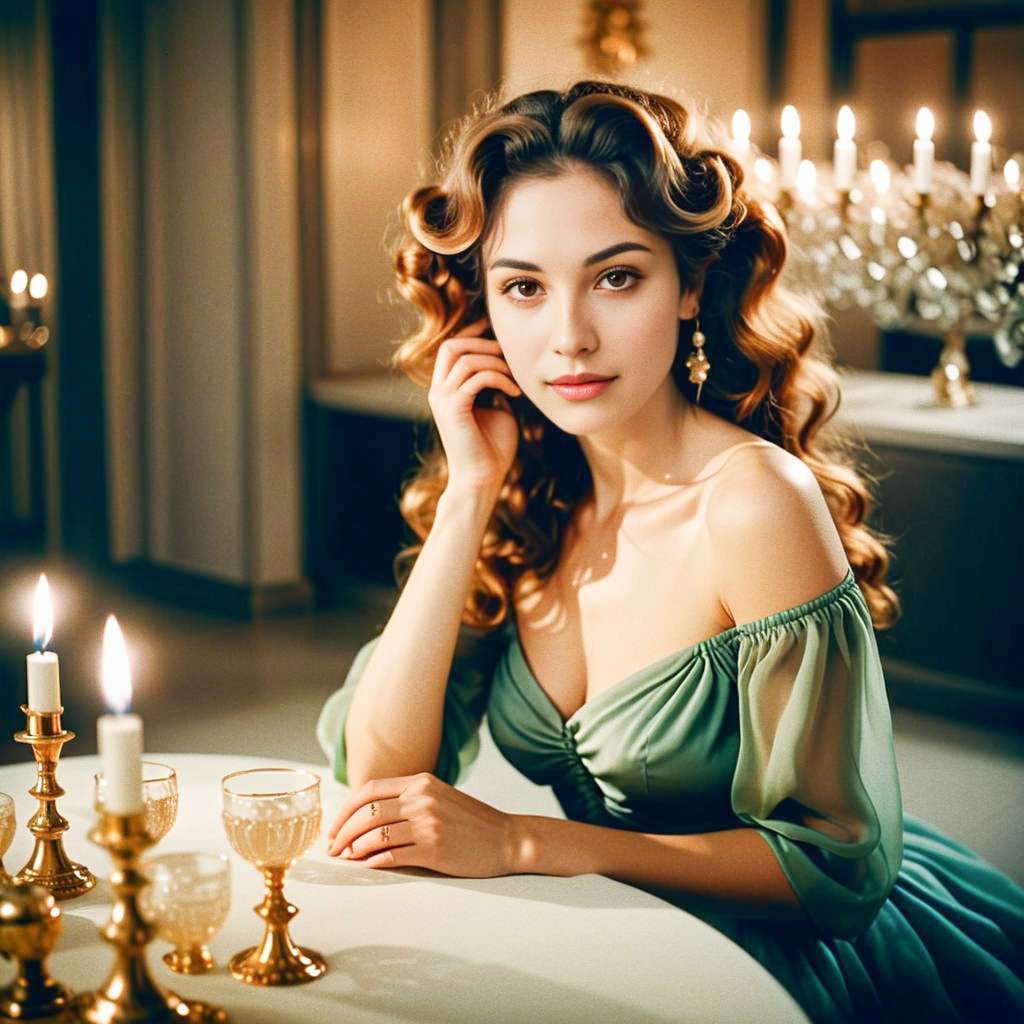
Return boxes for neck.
[577,381,698,521]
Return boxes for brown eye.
[599,268,640,291]
[501,278,542,301]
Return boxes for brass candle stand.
[0,881,73,1021]
[13,706,95,900]
[72,811,227,1024]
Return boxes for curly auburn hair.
[389,80,900,632]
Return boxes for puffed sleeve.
[315,625,507,787]
[730,571,904,939]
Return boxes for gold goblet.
[221,768,325,985]
[0,793,14,885]
[141,852,231,974]
[96,761,178,843]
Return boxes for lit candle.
[27,575,60,712]
[97,614,143,816]
[778,105,801,188]
[753,157,774,186]
[913,107,935,194]
[796,159,817,202]
[1006,158,1021,192]
[970,110,992,196]
[833,105,857,191]
[870,159,892,196]
[9,269,28,310]
[731,109,751,159]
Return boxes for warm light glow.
[754,157,774,184]
[9,269,28,295]
[837,105,855,141]
[28,273,47,301]
[870,160,891,194]
[101,614,132,714]
[916,107,935,143]
[973,110,992,145]
[731,109,751,145]
[781,104,801,140]
[33,575,52,651]
[796,159,817,198]
[1006,159,1021,190]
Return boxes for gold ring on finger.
[381,825,391,844]
[370,802,378,817]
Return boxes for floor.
[2,554,1022,887]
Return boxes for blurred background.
[0,1,1021,880]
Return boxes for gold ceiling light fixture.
[580,0,648,74]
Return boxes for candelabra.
[13,706,95,900]
[0,269,49,351]
[768,157,1023,407]
[72,810,227,1024]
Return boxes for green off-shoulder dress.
[317,570,1024,1023]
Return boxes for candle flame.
[796,159,817,199]
[837,105,855,141]
[1005,159,1021,190]
[753,157,774,184]
[781,104,800,140]
[915,107,935,143]
[10,269,28,295]
[870,160,891,194]
[33,574,52,651]
[101,614,132,714]
[973,110,991,144]
[731,109,751,145]
[28,273,48,301]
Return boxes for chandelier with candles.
[730,105,1023,408]
[0,269,50,351]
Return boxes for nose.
[549,295,598,357]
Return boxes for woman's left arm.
[327,774,804,920]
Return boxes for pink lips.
[548,374,616,401]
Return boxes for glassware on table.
[95,761,178,842]
[221,768,325,985]
[0,793,15,884]
[141,852,231,974]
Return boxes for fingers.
[325,776,410,843]
[327,796,402,856]
[431,334,503,387]
[342,820,415,862]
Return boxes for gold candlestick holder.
[72,811,227,1024]
[13,706,95,900]
[0,881,73,1021]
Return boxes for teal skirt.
[718,815,1024,1023]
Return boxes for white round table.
[0,754,808,1023]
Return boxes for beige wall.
[102,0,303,588]
[321,0,432,374]
[502,0,768,136]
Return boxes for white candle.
[731,109,751,159]
[833,105,857,191]
[913,107,935,194]
[27,575,60,712]
[796,159,817,202]
[970,110,991,196]
[778,105,801,188]
[98,614,143,815]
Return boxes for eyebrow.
[487,241,653,273]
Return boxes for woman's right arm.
[342,324,521,789]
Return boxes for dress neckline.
[509,568,857,727]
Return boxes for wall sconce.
[580,0,648,74]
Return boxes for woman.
[317,81,1024,1022]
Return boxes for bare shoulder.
[705,442,851,626]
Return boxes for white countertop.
[0,753,807,1024]
[311,368,1024,460]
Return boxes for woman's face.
[482,166,696,437]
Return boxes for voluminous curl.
[391,80,900,632]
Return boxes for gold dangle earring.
[685,317,710,404]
